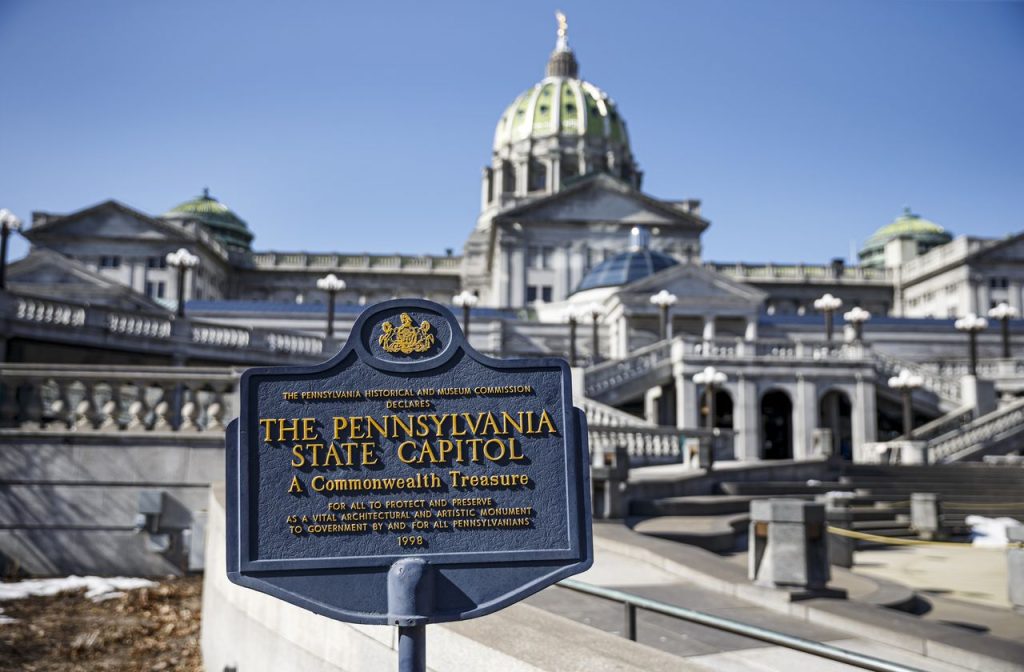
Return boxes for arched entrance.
[761,390,793,460]
[819,389,853,460]
[696,388,734,429]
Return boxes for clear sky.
[1,0,1022,264]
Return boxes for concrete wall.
[0,431,221,576]
[201,484,688,672]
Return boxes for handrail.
[557,579,925,672]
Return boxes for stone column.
[510,244,525,307]
[735,375,760,461]
[1010,280,1022,314]
[744,318,759,341]
[644,386,662,425]
[615,314,630,360]
[852,376,877,454]
[702,316,716,342]
[495,244,511,307]
[794,377,817,460]
[674,373,698,430]
[977,280,991,314]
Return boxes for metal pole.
[705,385,715,431]
[659,304,668,341]
[1002,316,1011,359]
[176,266,187,318]
[326,290,336,338]
[568,318,577,367]
[591,313,599,363]
[968,330,978,376]
[462,304,471,340]
[901,389,913,440]
[397,625,425,672]
[825,309,833,343]
[0,226,9,290]
[854,321,863,343]
[623,603,637,641]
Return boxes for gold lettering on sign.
[379,313,435,354]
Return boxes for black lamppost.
[317,273,346,337]
[693,366,727,431]
[814,292,843,342]
[452,290,479,340]
[955,313,988,376]
[888,369,923,439]
[565,308,578,367]
[843,306,871,343]
[650,289,678,341]
[988,302,1017,359]
[0,209,22,291]
[583,302,605,363]
[165,248,199,318]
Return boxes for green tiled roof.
[164,188,254,251]
[859,207,952,268]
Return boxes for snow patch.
[967,515,1023,548]
[0,576,157,603]
[0,607,15,625]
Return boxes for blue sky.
[1,0,1022,264]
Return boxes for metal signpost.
[226,299,593,671]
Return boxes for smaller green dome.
[859,207,952,268]
[164,188,253,251]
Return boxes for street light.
[581,302,605,363]
[165,248,199,318]
[563,306,579,367]
[693,366,727,431]
[452,290,479,340]
[649,289,678,340]
[954,313,988,376]
[888,369,923,439]
[843,306,871,343]
[988,302,1017,359]
[813,293,843,342]
[316,273,346,338]
[0,209,23,291]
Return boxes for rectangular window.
[147,256,167,269]
[526,285,538,303]
[541,286,553,302]
[146,281,166,299]
[100,256,121,268]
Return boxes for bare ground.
[0,576,202,672]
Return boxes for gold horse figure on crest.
[379,313,435,354]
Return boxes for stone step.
[629,494,770,517]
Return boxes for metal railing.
[556,579,925,672]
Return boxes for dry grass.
[0,576,202,672]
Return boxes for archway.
[697,388,734,430]
[819,389,853,460]
[760,390,793,460]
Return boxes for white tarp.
[966,515,1023,548]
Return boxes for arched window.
[484,167,494,203]
[528,159,547,192]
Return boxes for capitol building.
[2,17,1023,578]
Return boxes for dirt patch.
[0,576,202,672]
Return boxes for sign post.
[226,299,592,670]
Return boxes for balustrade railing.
[873,352,962,404]
[928,397,1024,463]
[585,339,675,398]
[14,296,85,327]
[579,397,651,428]
[0,364,238,434]
[107,312,172,338]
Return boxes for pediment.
[8,249,169,312]
[497,175,706,230]
[28,201,186,242]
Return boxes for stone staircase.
[628,463,1024,551]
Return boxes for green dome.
[164,188,253,251]
[493,78,630,151]
[859,207,952,268]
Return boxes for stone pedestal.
[910,492,943,540]
[899,441,930,465]
[812,428,834,458]
[820,492,856,568]
[1008,527,1024,615]
[591,446,629,519]
[961,375,997,416]
[748,499,837,595]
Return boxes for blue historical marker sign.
[226,298,592,627]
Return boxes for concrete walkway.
[526,545,981,672]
